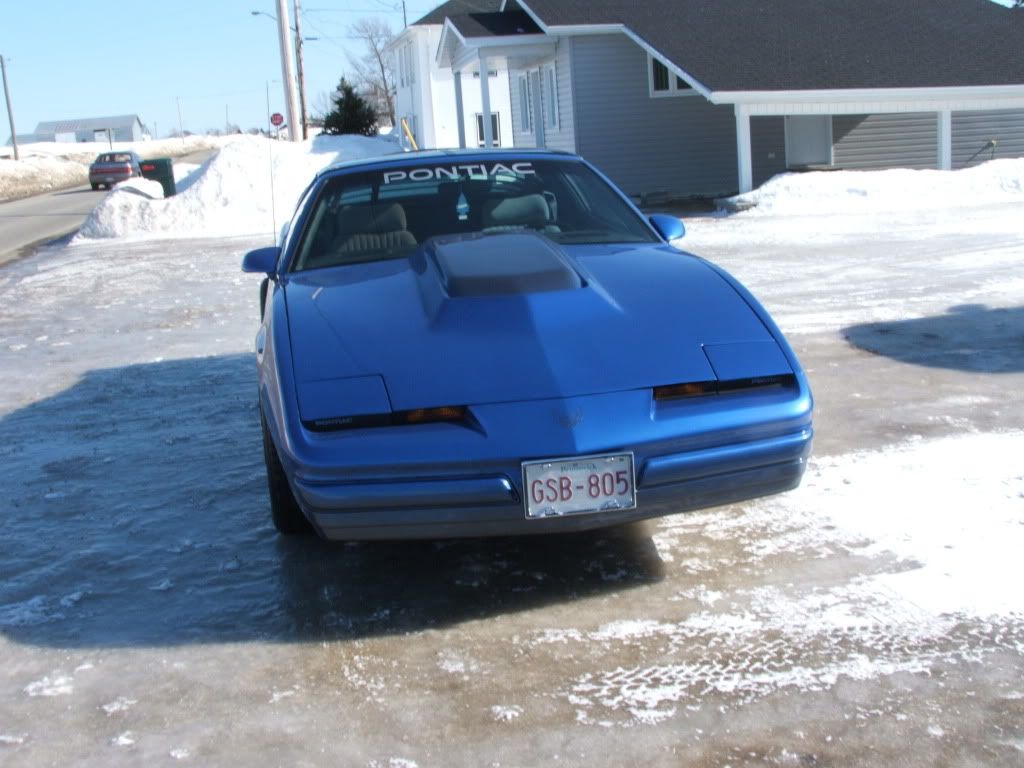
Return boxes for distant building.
[20,114,147,144]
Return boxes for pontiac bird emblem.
[554,408,583,429]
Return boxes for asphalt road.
[0,185,105,265]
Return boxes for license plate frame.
[522,452,636,520]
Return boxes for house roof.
[448,11,541,38]
[34,115,143,134]
[414,0,502,26]
[516,0,1024,91]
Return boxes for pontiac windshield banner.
[383,162,536,184]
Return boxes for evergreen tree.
[321,78,378,137]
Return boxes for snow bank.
[726,158,1024,215]
[0,154,88,201]
[75,134,401,241]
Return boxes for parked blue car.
[242,150,813,539]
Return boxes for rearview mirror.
[242,246,281,275]
[648,214,685,242]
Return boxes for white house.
[390,0,513,150]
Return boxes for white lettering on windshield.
[380,162,537,184]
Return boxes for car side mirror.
[242,246,281,275]
[648,214,685,242]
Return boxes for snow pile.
[0,154,88,201]
[727,158,1024,215]
[76,134,401,241]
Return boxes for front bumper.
[290,428,812,540]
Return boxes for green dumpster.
[139,157,176,197]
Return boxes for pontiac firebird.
[242,149,813,539]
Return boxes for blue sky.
[2,0,442,140]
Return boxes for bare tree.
[348,18,396,125]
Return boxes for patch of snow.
[101,697,138,715]
[24,675,73,697]
[170,748,190,760]
[490,704,523,722]
[773,432,1024,618]
[111,731,135,747]
[592,619,677,642]
[0,734,27,746]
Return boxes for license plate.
[522,452,636,519]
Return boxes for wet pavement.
[0,209,1022,766]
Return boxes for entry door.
[785,116,833,167]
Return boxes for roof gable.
[414,0,503,26]
[518,0,1024,91]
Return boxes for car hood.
[284,237,785,412]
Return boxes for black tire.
[90,183,99,191]
[260,408,314,535]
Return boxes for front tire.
[260,408,314,535]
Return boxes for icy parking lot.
[1,152,1023,766]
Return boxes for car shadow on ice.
[0,354,663,649]
[842,303,1024,373]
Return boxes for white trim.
[542,62,559,130]
[517,72,533,134]
[937,110,952,170]
[735,105,752,194]
[711,85,1024,115]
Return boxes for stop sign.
[270,112,284,127]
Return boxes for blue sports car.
[242,150,813,539]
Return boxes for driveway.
[0,202,1021,766]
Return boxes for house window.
[648,55,696,98]
[518,74,532,133]
[407,44,415,85]
[543,64,558,130]
[472,69,499,78]
[652,59,670,92]
[476,112,500,146]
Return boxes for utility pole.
[402,0,407,28]
[274,0,300,141]
[176,96,185,143]
[1,55,19,161]
[294,0,309,140]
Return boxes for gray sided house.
[31,115,146,144]
[434,0,1024,198]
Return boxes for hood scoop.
[431,232,583,297]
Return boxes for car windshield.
[97,153,133,163]
[290,158,659,271]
